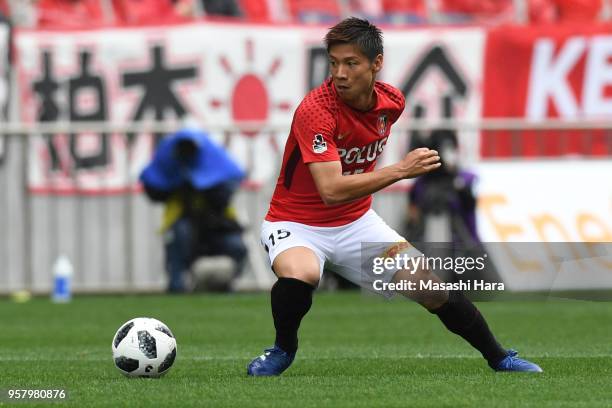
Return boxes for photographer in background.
[405,129,479,245]
[405,129,497,283]
[140,127,247,293]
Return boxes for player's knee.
[416,267,449,310]
[403,289,448,311]
[418,291,448,311]
[396,264,448,310]
[275,263,319,286]
[272,247,320,286]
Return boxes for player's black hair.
[324,17,383,62]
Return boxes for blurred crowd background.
[0,0,609,28]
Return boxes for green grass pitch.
[1,292,611,407]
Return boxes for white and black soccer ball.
[111,317,177,378]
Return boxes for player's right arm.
[291,93,440,206]
[308,148,440,205]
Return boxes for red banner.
[482,23,612,157]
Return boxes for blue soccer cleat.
[247,345,296,376]
[494,349,543,372]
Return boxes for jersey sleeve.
[378,82,406,124]
[292,100,339,164]
[390,90,406,124]
[390,88,406,123]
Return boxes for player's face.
[328,43,383,110]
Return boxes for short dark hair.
[324,17,383,62]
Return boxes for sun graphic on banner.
[209,39,292,136]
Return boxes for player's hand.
[397,148,441,179]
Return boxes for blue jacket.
[140,128,245,192]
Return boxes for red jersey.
[266,78,405,226]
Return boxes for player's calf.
[392,265,503,365]
[271,277,314,353]
[428,290,508,368]
[246,277,313,376]
[393,266,542,372]
[248,246,319,376]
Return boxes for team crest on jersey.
[312,134,327,153]
[377,114,388,136]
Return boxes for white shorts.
[260,209,422,294]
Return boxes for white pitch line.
[1,354,611,362]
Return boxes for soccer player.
[247,17,542,376]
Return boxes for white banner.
[377,28,485,191]
[15,22,486,193]
[383,28,485,167]
[16,22,305,192]
[475,160,612,290]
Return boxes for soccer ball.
[111,317,177,378]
